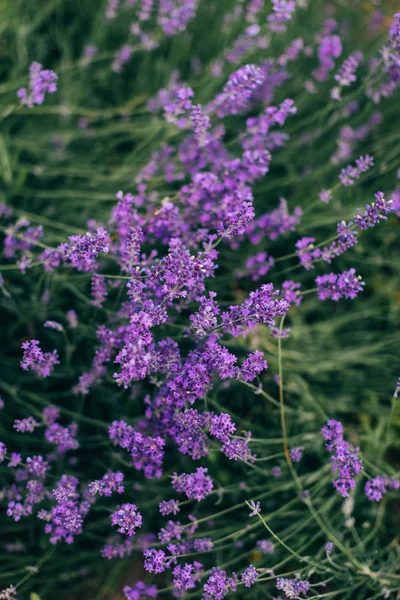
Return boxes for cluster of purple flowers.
[17,62,58,107]
[111,504,143,536]
[313,32,342,81]
[20,340,59,378]
[213,64,264,117]
[257,539,275,554]
[123,581,158,600]
[321,420,363,497]
[267,0,296,33]
[290,446,304,463]
[172,467,213,501]
[172,561,203,591]
[276,577,310,598]
[109,421,165,479]
[331,51,363,100]
[241,565,258,587]
[203,567,237,599]
[296,191,394,269]
[221,283,289,336]
[1,6,400,600]
[338,155,374,186]
[38,475,90,544]
[88,472,125,497]
[316,269,365,302]
[158,0,198,36]
[365,475,399,502]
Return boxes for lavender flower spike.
[17,62,58,108]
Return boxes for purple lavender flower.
[173,561,203,591]
[319,189,332,204]
[161,524,189,548]
[0,442,6,463]
[316,269,365,302]
[7,500,30,522]
[313,34,342,81]
[172,467,213,501]
[247,198,301,243]
[203,567,237,599]
[82,44,98,62]
[143,548,168,574]
[0,585,17,599]
[364,476,387,502]
[88,471,125,497]
[8,453,22,468]
[237,252,275,281]
[393,189,400,217]
[20,340,59,378]
[295,237,320,270]
[26,455,50,479]
[322,420,362,497]
[331,442,362,497]
[39,248,62,272]
[248,499,261,517]
[394,378,400,399]
[321,419,343,451]
[159,499,180,516]
[290,447,304,463]
[158,0,198,36]
[209,413,236,442]
[17,62,58,107]
[91,274,107,307]
[282,280,302,306]
[45,422,79,453]
[109,421,165,479]
[123,581,158,599]
[63,227,110,272]
[14,417,40,433]
[105,0,119,19]
[112,45,134,73]
[218,198,255,239]
[44,320,63,332]
[42,406,60,425]
[276,577,310,598]
[4,219,43,259]
[102,538,134,560]
[214,65,264,118]
[353,191,393,230]
[325,541,334,554]
[339,155,374,186]
[174,409,210,460]
[189,292,220,337]
[222,434,256,463]
[267,0,296,33]
[111,503,142,536]
[39,476,87,544]
[67,310,79,329]
[193,537,214,552]
[241,565,258,587]
[331,51,363,100]
[257,539,275,554]
[190,104,211,146]
[163,86,194,125]
[222,283,289,337]
[239,351,268,381]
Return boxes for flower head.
[17,62,58,108]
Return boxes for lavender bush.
[0,1,399,599]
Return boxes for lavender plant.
[0,1,399,599]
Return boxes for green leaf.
[30,593,42,600]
